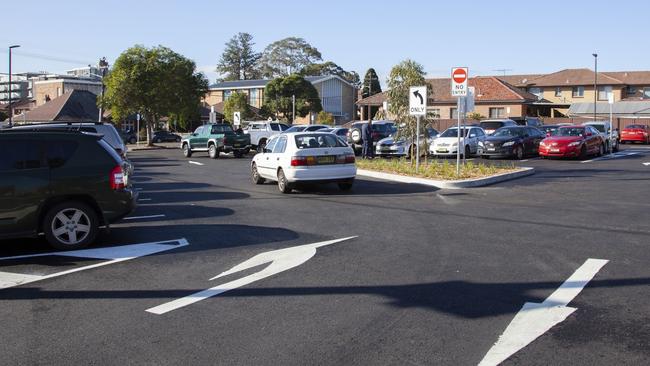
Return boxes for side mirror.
[191,133,197,137]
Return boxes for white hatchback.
[251,132,357,193]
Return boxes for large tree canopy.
[259,37,322,78]
[103,45,208,144]
[264,75,322,122]
[300,61,360,87]
[361,68,382,98]
[216,32,261,81]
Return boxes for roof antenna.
[493,69,513,77]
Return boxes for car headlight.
[502,141,515,147]
[478,141,484,147]
[568,141,581,147]
[452,142,458,147]
[539,141,546,147]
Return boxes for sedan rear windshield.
[556,128,585,136]
[493,128,526,137]
[295,134,346,149]
[480,122,505,130]
[626,125,645,129]
[372,124,396,133]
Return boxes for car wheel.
[598,143,605,156]
[483,155,490,160]
[464,145,471,158]
[613,141,619,152]
[209,144,220,159]
[251,163,265,184]
[338,180,354,191]
[243,148,250,155]
[129,137,136,144]
[257,140,267,153]
[513,145,524,160]
[182,143,192,157]
[43,201,98,250]
[579,145,587,159]
[277,169,293,194]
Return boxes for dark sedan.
[152,130,182,143]
[479,126,545,159]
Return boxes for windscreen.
[440,128,468,138]
[556,127,585,137]
[626,125,645,129]
[480,122,505,130]
[493,128,525,137]
[295,134,345,149]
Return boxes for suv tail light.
[110,165,125,190]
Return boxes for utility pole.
[98,57,109,122]
[593,53,598,121]
[8,45,20,127]
[292,94,296,124]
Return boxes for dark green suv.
[0,130,137,250]
[181,123,252,158]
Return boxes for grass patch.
[356,158,518,180]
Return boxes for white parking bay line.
[123,214,165,221]
[138,198,152,202]
[189,161,204,166]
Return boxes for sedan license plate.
[487,148,496,151]
[437,149,448,153]
[234,144,241,147]
[550,148,560,153]
[317,156,335,164]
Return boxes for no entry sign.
[451,67,468,97]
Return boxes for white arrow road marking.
[189,161,204,166]
[146,236,357,315]
[123,214,166,220]
[479,258,608,366]
[0,239,189,290]
[643,162,650,166]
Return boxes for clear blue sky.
[3,0,648,85]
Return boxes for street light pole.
[98,57,108,122]
[593,53,598,121]
[8,45,20,127]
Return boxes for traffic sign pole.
[456,97,461,175]
[416,115,421,172]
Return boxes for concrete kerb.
[356,167,535,189]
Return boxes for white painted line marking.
[189,161,204,166]
[519,159,528,162]
[123,214,165,221]
[0,239,189,290]
[135,188,144,191]
[643,162,650,166]
[479,258,608,366]
[146,236,357,315]
[138,198,152,202]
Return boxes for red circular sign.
[453,68,467,84]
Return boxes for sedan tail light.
[110,165,125,190]
[291,156,307,166]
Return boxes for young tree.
[263,75,322,121]
[216,33,261,81]
[300,61,360,86]
[386,60,428,159]
[223,92,253,123]
[259,37,322,78]
[103,45,209,145]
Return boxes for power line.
[0,49,93,66]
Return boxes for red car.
[620,124,650,144]
[539,125,605,159]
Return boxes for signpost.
[451,67,469,175]
[233,111,241,127]
[608,92,614,154]
[409,86,427,172]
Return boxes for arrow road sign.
[409,86,427,116]
[146,236,357,315]
[451,67,469,97]
[479,258,608,366]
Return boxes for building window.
[223,90,232,100]
[450,108,458,119]
[249,89,259,106]
[626,86,637,97]
[572,86,584,98]
[528,87,543,99]
[598,86,612,101]
[643,87,650,99]
[489,107,506,118]
[555,87,562,97]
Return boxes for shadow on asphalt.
[134,182,214,191]
[280,179,438,196]
[139,191,249,203]
[3,278,649,319]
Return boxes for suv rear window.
[295,134,345,149]
[480,122,506,130]
[211,125,234,133]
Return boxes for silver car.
[376,127,439,158]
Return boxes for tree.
[361,68,382,99]
[259,37,322,78]
[386,60,428,159]
[103,45,209,145]
[300,61,360,86]
[466,112,485,121]
[216,33,261,81]
[264,75,322,122]
[316,111,334,125]
[223,92,253,123]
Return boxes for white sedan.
[251,132,357,193]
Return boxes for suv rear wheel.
[209,144,220,159]
[183,143,192,157]
[43,201,99,250]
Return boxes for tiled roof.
[23,90,98,122]
[428,77,537,104]
[602,71,650,85]
[525,68,623,87]
[495,74,544,87]
[356,92,386,106]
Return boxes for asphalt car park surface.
[1,145,649,365]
